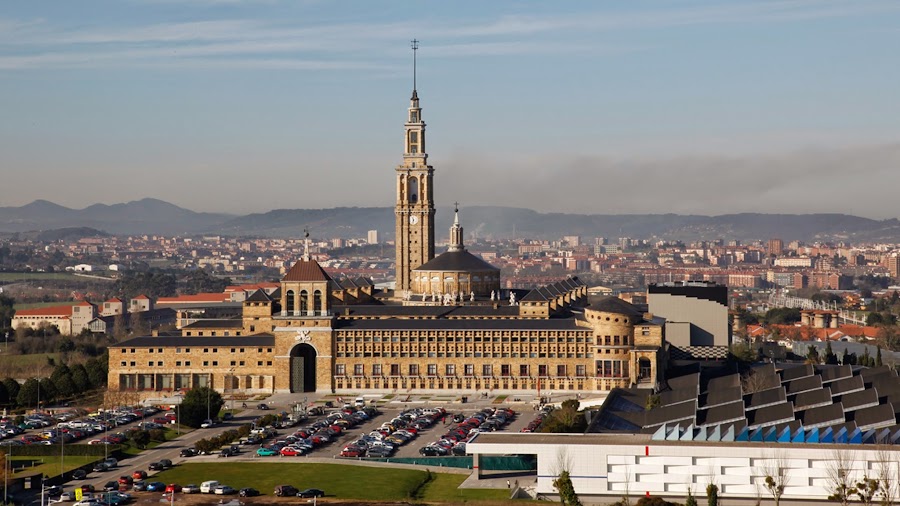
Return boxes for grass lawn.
[493,395,509,404]
[10,455,96,478]
[419,473,513,503]
[0,272,79,283]
[151,463,511,503]
[120,427,192,457]
[0,353,59,369]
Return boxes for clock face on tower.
[409,215,419,225]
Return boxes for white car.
[200,419,214,428]
[74,499,101,506]
[213,485,236,495]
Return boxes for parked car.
[182,484,200,494]
[102,481,118,492]
[74,499,101,506]
[72,469,87,480]
[256,447,278,457]
[92,463,110,473]
[79,484,95,494]
[146,482,166,492]
[297,488,325,498]
[239,488,260,497]
[200,419,215,428]
[200,481,220,494]
[132,480,147,492]
[179,448,197,457]
[257,404,270,410]
[132,470,147,480]
[273,485,298,497]
[117,476,134,487]
[213,485,236,495]
[60,490,77,501]
[165,484,182,494]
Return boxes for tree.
[825,341,838,365]
[807,345,820,364]
[70,364,90,393]
[129,312,149,336]
[3,378,20,404]
[856,476,881,506]
[877,346,884,367]
[552,470,583,506]
[827,449,857,506]
[111,314,127,341]
[179,386,224,428]
[85,357,106,388]
[52,371,76,399]
[841,348,851,366]
[0,381,8,406]
[706,483,719,506]
[685,489,698,506]
[38,377,56,405]
[761,452,789,506]
[130,430,151,450]
[16,378,39,408]
[876,446,896,506]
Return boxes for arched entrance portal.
[290,344,317,393]
[638,357,652,382]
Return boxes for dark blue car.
[146,482,166,492]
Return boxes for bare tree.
[857,475,881,506]
[760,451,790,506]
[826,448,857,506]
[622,464,633,506]
[876,445,896,506]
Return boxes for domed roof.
[414,250,499,273]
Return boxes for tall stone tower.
[395,40,435,292]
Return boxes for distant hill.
[2,199,900,242]
[0,198,232,235]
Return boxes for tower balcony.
[275,310,332,318]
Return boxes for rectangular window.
[427,364,437,376]
[354,364,364,376]
[336,364,346,375]
[409,364,419,376]
[501,364,510,377]
[576,365,586,377]
[148,361,154,366]
[390,364,400,376]
[158,361,163,367]
[519,364,529,377]
[230,361,236,366]
[445,364,456,376]
[482,364,492,377]
[212,361,218,366]
[185,361,191,366]
[231,348,236,353]
[130,361,135,367]
[464,364,474,376]
[557,364,566,377]
[373,364,382,376]
[203,361,209,366]
[538,365,548,377]
[257,361,263,366]
[266,361,272,366]
[120,361,126,367]
[176,348,182,353]
[239,361,245,366]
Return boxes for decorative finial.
[454,201,459,213]
[303,228,310,261]
[410,39,419,98]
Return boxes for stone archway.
[290,343,317,393]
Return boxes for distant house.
[101,297,125,317]
[130,295,153,313]
[12,300,96,335]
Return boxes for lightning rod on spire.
[410,39,419,93]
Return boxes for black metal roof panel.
[785,375,823,395]
[830,375,865,396]
[111,334,275,347]
[780,363,814,383]
[744,386,787,410]
[414,250,499,272]
[791,387,832,411]
[702,385,743,408]
[747,402,794,427]
[667,373,700,391]
[643,399,697,428]
[589,297,645,318]
[697,400,746,427]
[245,289,272,302]
[659,386,699,407]
[800,402,845,428]
[839,388,880,411]
[818,364,852,383]
[705,374,741,394]
[853,404,897,430]
[860,366,894,382]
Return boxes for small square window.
[266,361,272,366]
[185,361,191,366]
[203,361,209,366]
[239,361,245,366]
[257,361,262,366]
[212,361,218,366]
[120,361,126,366]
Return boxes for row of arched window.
[285,289,324,315]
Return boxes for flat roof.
[111,335,275,347]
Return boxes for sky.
[1,0,899,218]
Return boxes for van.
[200,481,220,494]
[354,397,366,407]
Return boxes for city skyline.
[2,1,899,218]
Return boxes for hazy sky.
[2,1,899,218]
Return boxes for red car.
[132,470,147,480]
[280,447,302,457]
[165,484,182,494]
[339,448,362,458]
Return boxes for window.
[158,361,163,367]
[239,361,245,366]
[427,364,437,376]
[149,349,154,354]
[148,361,154,366]
[204,348,209,353]
[576,365,586,377]
[373,364,382,376]
[257,361,263,366]
[185,361,191,366]
[557,364,566,377]
[231,348,236,353]
[409,364,419,376]
[266,361,272,366]
[212,361,218,366]
[390,364,400,376]
[203,361,209,367]
[120,361,126,367]
[354,364,364,376]
[186,348,190,353]
[230,361,236,366]
[464,364,474,376]
[501,364,511,377]
[213,348,218,353]
[130,361,135,367]
[336,364,346,376]
[176,348,182,353]
[445,364,456,376]
[240,348,244,353]
[519,364,529,377]
[538,365,548,377]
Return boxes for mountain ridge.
[0,199,898,242]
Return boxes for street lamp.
[206,373,212,424]
[228,368,235,414]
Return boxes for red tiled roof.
[105,297,124,303]
[14,305,74,317]
[74,300,94,307]
[133,295,150,300]
[282,259,332,282]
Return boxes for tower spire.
[448,203,464,253]
[410,39,419,100]
[303,229,310,261]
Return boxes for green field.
[9,455,97,478]
[12,301,79,310]
[151,463,514,503]
[0,352,59,369]
[0,273,79,282]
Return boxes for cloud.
[436,142,900,219]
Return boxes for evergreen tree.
[876,346,883,367]
[552,470,583,506]
[0,381,8,406]
[3,378,20,404]
[825,341,838,365]
[85,358,106,388]
[38,378,57,405]
[16,378,39,408]
[862,347,872,368]
[841,348,850,366]
[706,483,719,506]
[685,489,698,506]
[70,364,90,392]
[179,386,224,428]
